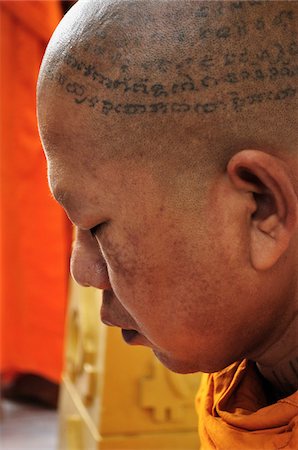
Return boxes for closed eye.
[90,222,107,238]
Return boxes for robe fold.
[196,359,298,450]
[0,1,72,382]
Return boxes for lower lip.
[121,329,140,344]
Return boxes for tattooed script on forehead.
[47,1,297,117]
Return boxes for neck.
[254,312,298,396]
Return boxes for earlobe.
[227,150,298,271]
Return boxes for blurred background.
[1,1,75,448]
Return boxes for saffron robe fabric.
[0,1,72,382]
[196,359,298,450]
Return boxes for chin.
[153,349,235,374]
[153,349,203,374]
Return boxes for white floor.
[0,399,58,450]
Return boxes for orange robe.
[0,1,72,382]
[196,359,298,450]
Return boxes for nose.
[70,228,111,290]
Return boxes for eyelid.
[90,222,106,237]
[90,224,101,236]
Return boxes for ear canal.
[235,168,275,220]
[227,150,298,271]
[252,191,276,221]
[237,168,265,192]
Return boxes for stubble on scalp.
[38,0,297,175]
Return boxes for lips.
[101,316,135,331]
[101,316,151,347]
[101,317,117,327]
[100,297,144,345]
[101,316,138,335]
[102,318,139,342]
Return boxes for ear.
[227,150,298,271]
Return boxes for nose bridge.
[70,228,110,289]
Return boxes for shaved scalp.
[38,0,297,176]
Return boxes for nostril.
[93,261,112,290]
[70,257,111,290]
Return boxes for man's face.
[38,92,277,374]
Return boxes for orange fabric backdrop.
[0,1,72,382]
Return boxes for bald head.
[38,0,297,173]
[37,1,298,376]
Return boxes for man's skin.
[37,0,298,396]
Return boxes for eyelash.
[90,222,105,237]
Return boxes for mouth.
[101,314,150,346]
[101,317,140,342]
[121,329,139,344]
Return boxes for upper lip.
[101,317,137,331]
[101,318,117,327]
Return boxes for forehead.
[39,83,153,166]
[45,129,162,226]
[38,73,208,204]
[47,160,99,227]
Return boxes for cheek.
[99,231,138,278]
[99,235,153,305]
[100,220,236,330]
[100,223,162,285]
